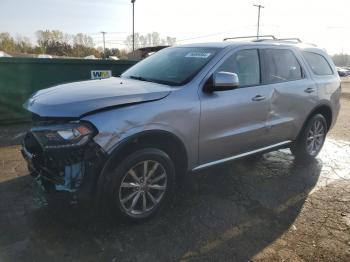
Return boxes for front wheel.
[290,114,327,160]
[102,148,176,222]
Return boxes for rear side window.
[302,52,333,75]
[217,49,260,86]
[261,49,303,84]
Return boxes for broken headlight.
[31,122,96,150]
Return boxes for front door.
[198,49,273,165]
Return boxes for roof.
[178,39,322,51]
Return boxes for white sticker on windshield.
[185,52,211,59]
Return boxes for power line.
[176,31,233,42]
[175,26,258,43]
[95,39,125,42]
[104,32,129,34]
[90,31,128,36]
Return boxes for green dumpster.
[0,57,137,124]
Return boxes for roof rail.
[277,38,302,43]
[222,35,317,46]
[253,37,303,43]
[223,35,276,41]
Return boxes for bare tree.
[125,32,176,51]
[332,54,350,67]
[166,36,176,46]
[151,32,161,46]
[0,30,131,59]
[36,30,72,52]
[15,36,33,53]
[0,32,16,52]
[73,33,94,48]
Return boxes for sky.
[1,0,350,54]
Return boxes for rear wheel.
[291,114,327,160]
[102,148,176,222]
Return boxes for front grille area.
[23,131,90,169]
[23,131,86,187]
[23,132,66,186]
[24,132,42,156]
[22,128,105,191]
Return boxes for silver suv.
[22,37,341,221]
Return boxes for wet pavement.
[0,86,350,261]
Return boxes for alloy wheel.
[118,160,167,217]
[306,119,325,156]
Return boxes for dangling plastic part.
[55,162,85,192]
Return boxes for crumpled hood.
[24,77,172,118]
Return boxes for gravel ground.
[0,83,349,262]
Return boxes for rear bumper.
[330,101,341,131]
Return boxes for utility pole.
[101,31,107,58]
[253,4,264,39]
[131,0,136,51]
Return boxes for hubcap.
[119,160,167,216]
[306,120,325,155]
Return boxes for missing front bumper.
[22,131,106,195]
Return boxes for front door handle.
[304,87,316,93]
[252,95,266,101]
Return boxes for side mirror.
[212,71,239,91]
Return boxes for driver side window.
[217,49,260,87]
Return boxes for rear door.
[260,48,318,144]
[302,51,341,120]
[198,48,273,165]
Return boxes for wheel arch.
[299,104,333,138]
[96,130,189,199]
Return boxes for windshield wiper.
[128,75,178,86]
[128,75,150,82]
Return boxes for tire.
[290,114,327,161]
[101,148,176,222]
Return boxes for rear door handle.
[304,87,316,93]
[252,95,266,101]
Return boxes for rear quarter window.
[302,51,333,76]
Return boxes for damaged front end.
[21,119,106,200]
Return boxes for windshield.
[121,47,219,86]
